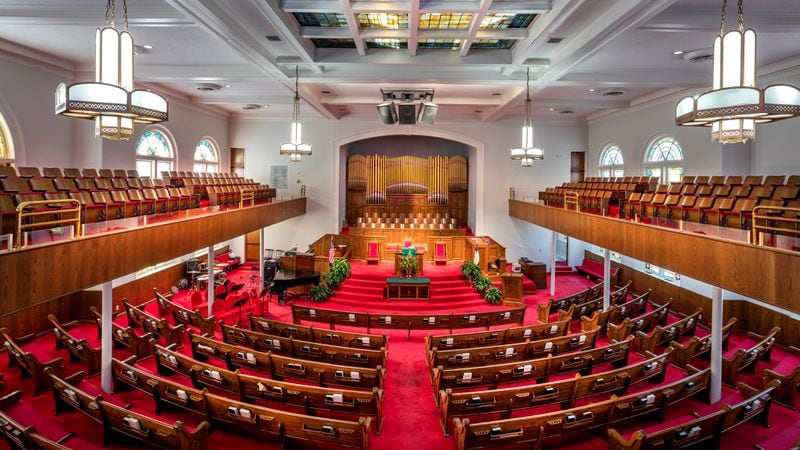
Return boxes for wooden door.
[570,151,585,182]
[245,230,260,262]
[231,148,245,177]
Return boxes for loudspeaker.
[417,101,438,124]
[377,102,398,124]
[397,103,417,124]
[186,259,200,273]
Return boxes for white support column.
[550,231,557,296]
[603,249,611,310]
[100,281,113,394]
[259,228,266,289]
[207,246,215,317]
[710,286,723,403]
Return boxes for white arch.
[331,126,485,234]
[0,92,25,165]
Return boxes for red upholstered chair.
[403,238,413,248]
[366,241,379,264]
[434,241,446,265]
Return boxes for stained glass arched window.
[598,144,624,178]
[645,135,684,184]
[193,138,219,173]
[135,128,175,179]
[0,110,14,166]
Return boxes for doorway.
[245,230,260,262]
[556,233,568,263]
[570,151,585,182]
[231,147,245,176]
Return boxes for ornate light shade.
[55,0,168,140]
[280,67,312,162]
[675,0,800,143]
[510,67,543,163]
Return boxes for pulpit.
[501,273,524,306]
[394,251,425,276]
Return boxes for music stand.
[258,287,269,316]
[232,296,249,327]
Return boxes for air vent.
[546,37,564,44]
[557,108,576,115]
[598,88,627,97]
[265,35,282,42]
[196,83,223,92]
[242,104,263,110]
[683,48,713,63]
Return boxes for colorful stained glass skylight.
[471,39,515,49]
[292,12,348,27]
[311,38,357,48]
[417,39,461,50]
[366,39,408,49]
[480,13,536,29]
[357,13,408,29]
[419,13,472,29]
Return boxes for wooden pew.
[432,339,632,405]
[1,328,65,396]
[97,398,210,450]
[607,301,671,342]
[89,306,153,359]
[428,329,599,374]
[634,306,701,354]
[112,357,208,415]
[248,315,388,350]
[671,317,736,368]
[722,326,780,386]
[720,381,778,432]
[153,288,216,336]
[580,289,651,333]
[291,304,526,337]
[0,390,82,449]
[424,321,568,367]
[454,397,617,450]
[270,353,386,391]
[123,300,185,348]
[536,281,602,323]
[45,368,120,424]
[46,314,101,377]
[557,282,631,323]
[154,343,243,395]
[763,345,800,408]
[438,351,672,436]
[218,322,388,367]
[203,391,371,449]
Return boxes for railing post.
[101,281,113,394]
[710,286,723,403]
[603,249,611,310]
[207,245,215,317]
[550,231,557,296]
[259,228,266,290]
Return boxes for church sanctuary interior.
[2,0,800,449]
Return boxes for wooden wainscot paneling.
[510,200,800,314]
[0,198,306,314]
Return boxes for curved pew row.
[47,314,101,377]
[153,289,216,336]
[580,289,652,334]
[431,338,633,406]
[112,356,385,434]
[635,307,702,354]
[555,282,632,323]
[438,350,678,436]
[763,345,800,409]
[291,304,526,339]
[123,300,186,348]
[456,381,777,450]
[218,322,388,368]
[722,326,780,387]
[671,317,736,368]
[536,281,605,323]
[1,328,65,396]
[248,315,388,350]
[606,300,671,343]
[89,306,153,359]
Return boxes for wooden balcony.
[509,199,800,314]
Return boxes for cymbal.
[187,270,201,274]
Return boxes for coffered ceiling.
[0,0,799,123]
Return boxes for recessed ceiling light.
[549,107,555,111]
[672,50,684,55]
[492,92,501,96]
[474,110,482,113]
[242,104,263,110]
[321,90,331,94]
[196,83,223,92]
[224,85,231,88]
[588,88,596,92]
[142,44,153,50]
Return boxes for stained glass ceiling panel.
[293,12,348,27]
[312,38,357,48]
[366,39,408,49]
[357,13,408,29]
[480,13,536,29]
[471,39,515,49]
[418,39,461,50]
[418,13,472,30]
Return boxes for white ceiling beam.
[350,2,412,13]
[408,0,420,56]
[300,26,351,38]
[254,0,322,74]
[337,0,367,56]
[279,0,342,13]
[191,95,291,104]
[360,29,410,39]
[421,2,480,12]
[459,0,493,56]
[557,69,707,87]
[487,1,552,14]
[0,6,195,27]
[317,95,504,105]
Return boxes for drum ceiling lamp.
[54,0,168,140]
[510,67,543,166]
[280,67,312,162]
[675,0,800,144]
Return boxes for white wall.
[751,72,800,175]
[229,118,587,261]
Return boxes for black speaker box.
[398,103,417,124]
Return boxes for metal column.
[100,281,113,393]
[207,246,215,317]
[710,286,723,403]
[603,249,611,309]
[550,231,557,296]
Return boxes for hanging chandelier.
[510,67,543,165]
[675,0,800,143]
[280,67,312,162]
[54,0,168,140]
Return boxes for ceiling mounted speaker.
[417,101,438,124]
[377,102,398,124]
[397,103,416,124]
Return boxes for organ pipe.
[348,154,465,203]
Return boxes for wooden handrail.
[751,205,800,244]
[16,199,81,248]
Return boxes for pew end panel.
[762,345,800,409]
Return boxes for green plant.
[323,272,341,290]
[400,255,418,277]
[460,261,481,281]
[484,286,503,304]
[472,275,491,293]
[308,283,333,302]
[331,259,351,279]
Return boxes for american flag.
[329,240,335,264]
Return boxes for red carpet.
[1,260,798,449]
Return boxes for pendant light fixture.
[280,67,312,162]
[54,0,168,140]
[675,0,800,143]
[510,67,543,165]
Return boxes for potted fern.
[400,255,418,277]
[472,275,491,294]
[308,283,333,302]
[484,286,503,305]
[460,261,481,283]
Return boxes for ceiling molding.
[0,36,74,77]
[0,5,196,27]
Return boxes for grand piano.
[269,270,320,304]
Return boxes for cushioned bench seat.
[575,258,618,280]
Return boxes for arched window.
[135,128,175,179]
[193,138,219,173]
[0,111,14,166]
[598,144,624,178]
[644,135,684,184]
